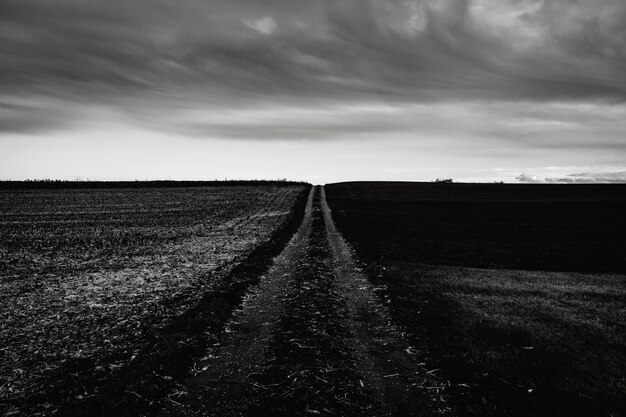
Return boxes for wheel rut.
[164,186,453,417]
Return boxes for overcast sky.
[1,0,625,183]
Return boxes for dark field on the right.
[325,182,626,417]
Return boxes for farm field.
[0,182,309,416]
[325,181,626,272]
[3,181,625,417]
[325,182,626,416]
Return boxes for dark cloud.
[1,0,626,134]
[0,97,78,133]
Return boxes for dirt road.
[164,186,453,416]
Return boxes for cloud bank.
[2,0,626,130]
[517,170,626,183]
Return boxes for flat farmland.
[326,181,626,272]
[0,183,309,415]
[326,182,626,417]
[3,181,624,417]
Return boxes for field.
[326,182,626,272]
[2,181,625,417]
[325,182,626,417]
[0,182,309,416]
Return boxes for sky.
[1,0,625,183]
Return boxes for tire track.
[247,187,372,416]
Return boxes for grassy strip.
[364,262,626,417]
[14,184,311,417]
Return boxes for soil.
[324,182,626,273]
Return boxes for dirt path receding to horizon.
[164,186,453,417]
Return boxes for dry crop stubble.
[0,183,308,416]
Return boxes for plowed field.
[0,184,308,416]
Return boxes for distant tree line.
[0,179,309,190]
